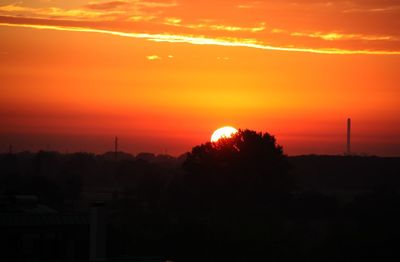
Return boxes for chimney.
[347,118,351,155]
[90,202,107,262]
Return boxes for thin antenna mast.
[347,118,351,155]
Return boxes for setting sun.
[211,126,238,142]
[1,0,400,156]
[1,1,399,260]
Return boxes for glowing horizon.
[1,0,400,156]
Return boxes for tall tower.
[347,118,351,155]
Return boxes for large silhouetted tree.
[182,129,291,208]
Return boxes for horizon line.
[1,149,396,158]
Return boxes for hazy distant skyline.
[1,0,400,156]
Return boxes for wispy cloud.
[0,1,177,20]
[85,1,130,10]
[343,5,400,13]
[237,1,261,9]
[197,22,266,33]
[146,54,161,60]
[163,18,266,33]
[0,4,121,20]
[0,1,399,55]
[291,31,398,42]
[1,22,399,55]
[135,1,177,8]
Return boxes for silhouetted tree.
[182,129,291,208]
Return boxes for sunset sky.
[1,0,400,156]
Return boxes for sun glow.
[211,126,238,142]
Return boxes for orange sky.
[1,0,400,156]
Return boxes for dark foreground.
[1,151,400,261]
